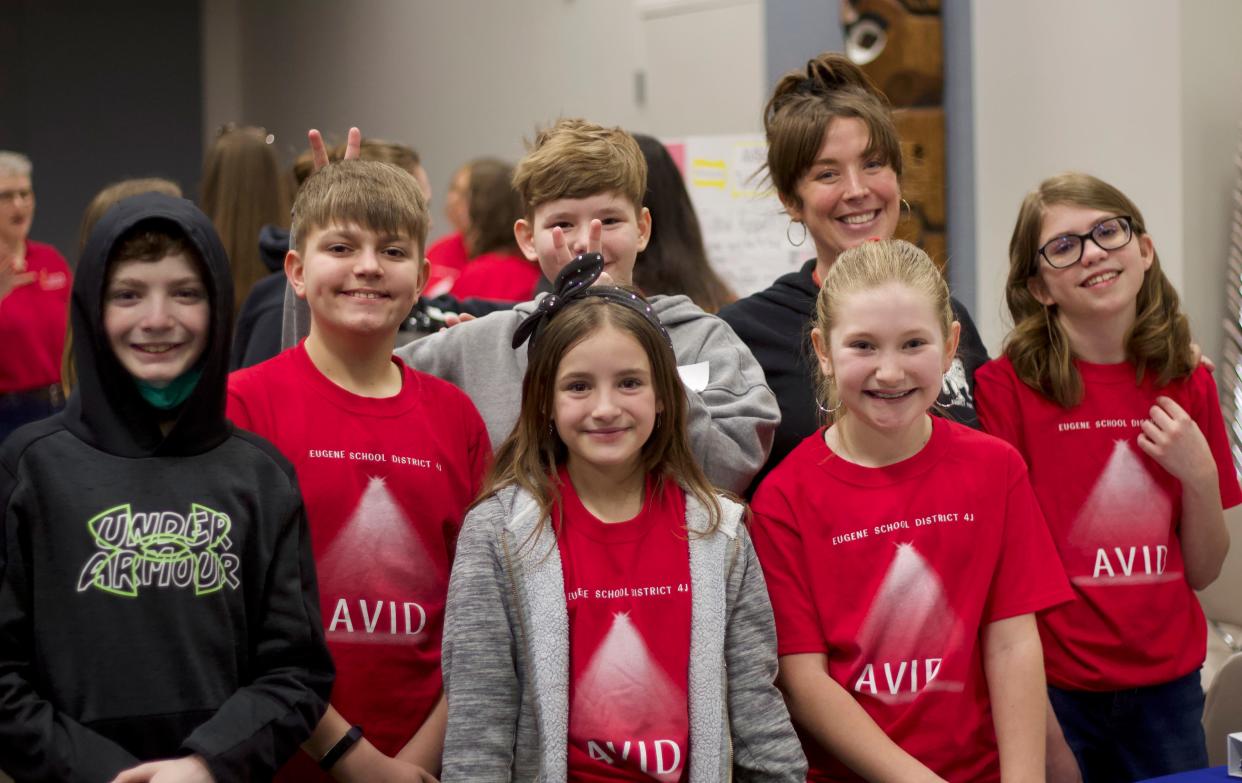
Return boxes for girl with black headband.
[438,254,806,782]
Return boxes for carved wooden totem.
[842,0,947,272]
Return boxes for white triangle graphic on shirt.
[318,475,441,603]
[571,612,685,782]
[1066,439,1172,552]
[856,543,963,703]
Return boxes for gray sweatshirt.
[394,294,779,495]
[441,484,807,782]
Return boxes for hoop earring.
[816,398,842,416]
[901,198,912,220]
[786,219,807,247]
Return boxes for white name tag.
[677,362,709,392]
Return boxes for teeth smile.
[1082,271,1119,287]
[345,291,385,299]
[867,389,912,399]
[841,211,878,225]
[135,344,177,354]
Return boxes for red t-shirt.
[750,418,1071,783]
[424,232,469,298]
[449,250,541,303]
[227,344,491,779]
[558,469,692,783]
[974,357,1242,691]
[0,240,71,392]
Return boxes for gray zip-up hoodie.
[394,294,779,495]
[441,484,807,782]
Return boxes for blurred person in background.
[424,161,472,297]
[633,134,736,313]
[448,158,539,302]
[200,124,291,314]
[0,151,71,443]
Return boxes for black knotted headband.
[511,252,672,354]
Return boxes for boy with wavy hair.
[395,118,778,494]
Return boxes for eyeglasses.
[1038,216,1134,269]
[0,188,33,204]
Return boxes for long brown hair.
[464,158,522,256]
[1004,172,1193,407]
[199,126,291,310]
[634,133,736,313]
[482,296,722,554]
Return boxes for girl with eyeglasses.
[974,171,1241,782]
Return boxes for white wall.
[970,0,1242,359]
[971,0,1181,352]
[202,0,766,241]
[1179,0,1242,365]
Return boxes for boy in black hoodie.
[0,193,333,782]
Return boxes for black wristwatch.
[319,724,364,771]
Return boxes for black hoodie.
[719,259,989,494]
[0,193,332,781]
[230,224,289,371]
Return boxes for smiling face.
[104,252,210,388]
[814,281,958,437]
[0,174,34,248]
[553,322,662,480]
[287,222,427,341]
[515,191,651,285]
[785,117,900,267]
[1028,203,1153,334]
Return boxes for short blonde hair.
[512,118,646,220]
[290,159,429,255]
[813,239,953,422]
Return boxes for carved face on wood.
[841,0,942,106]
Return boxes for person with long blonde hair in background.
[200,124,291,313]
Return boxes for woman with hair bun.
[719,52,988,493]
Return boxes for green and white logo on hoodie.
[77,503,241,597]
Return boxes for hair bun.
[803,53,889,106]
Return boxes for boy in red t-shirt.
[228,157,491,781]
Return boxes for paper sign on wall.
[665,135,806,298]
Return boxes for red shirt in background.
[558,468,692,783]
[974,357,1242,691]
[227,344,491,780]
[449,251,541,303]
[424,232,468,298]
[751,418,1072,783]
[0,240,70,393]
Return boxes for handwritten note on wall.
[665,135,805,297]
